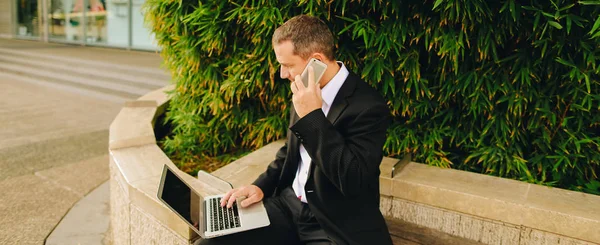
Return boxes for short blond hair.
[272,15,335,60]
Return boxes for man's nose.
[280,67,290,80]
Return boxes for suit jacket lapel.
[284,73,358,186]
[325,72,357,125]
[306,72,358,181]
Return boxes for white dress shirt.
[292,62,349,203]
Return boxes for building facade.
[0,0,158,51]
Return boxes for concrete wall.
[381,196,596,245]
[109,155,189,245]
[377,159,600,245]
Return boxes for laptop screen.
[158,166,203,234]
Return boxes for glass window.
[131,0,156,50]
[49,0,84,41]
[85,0,107,44]
[105,0,129,47]
[16,0,40,37]
[34,0,157,50]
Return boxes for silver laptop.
[157,164,270,239]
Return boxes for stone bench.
[108,85,600,245]
[211,140,484,245]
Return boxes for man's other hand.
[220,185,264,208]
[291,66,322,118]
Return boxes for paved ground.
[0,38,167,245]
[46,182,110,245]
[0,40,164,68]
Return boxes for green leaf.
[510,0,517,21]
[566,16,572,34]
[533,13,541,32]
[548,21,563,29]
[542,12,555,18]
[578,1,600,5]
[584,73,591,93]
[558,4,575,12]
[589,16,600,35]
[555,57,577,68]
[433,0,444,10]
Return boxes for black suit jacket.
[253,72,393,245]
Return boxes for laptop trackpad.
[239,200,270,228]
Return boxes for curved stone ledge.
[109,86,228,244]
[109,85,600,245]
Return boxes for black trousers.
[197,187,334,245]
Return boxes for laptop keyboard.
[209,197,241,232]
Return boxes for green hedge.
[144,0,600,194]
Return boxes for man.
[200,15,392,245]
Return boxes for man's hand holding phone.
[291,62,324,118]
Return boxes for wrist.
[299,107,322,118]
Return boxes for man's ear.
[312,53,327,62]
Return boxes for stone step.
[0,47,170,85]
[0,54,163,91]
[0,60,148,100]
[0,71,131,103]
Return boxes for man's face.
[274,41,310,82]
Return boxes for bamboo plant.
[144,0,600,194]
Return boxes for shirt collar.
[321,61,349,107]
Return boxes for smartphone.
[300,58,328,87]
